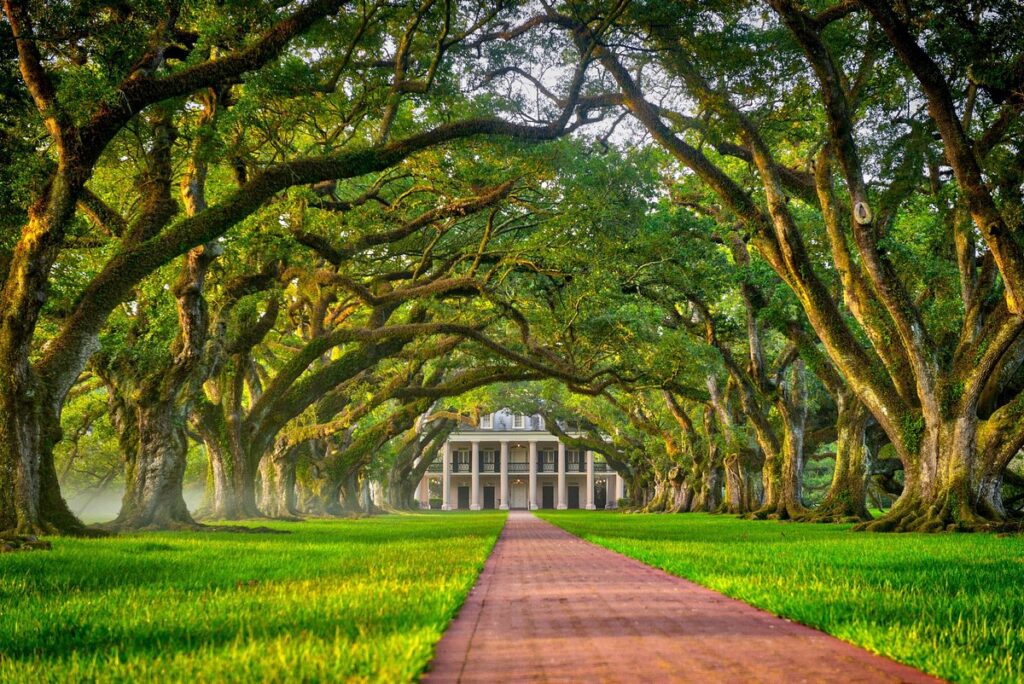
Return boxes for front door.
[483,486,496,509]
[511,483,527,509]
[457,486,470,510]
[542,485,555,509]
[594,481,606,509]
[568,485,580,509]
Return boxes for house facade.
[415,409,624,510]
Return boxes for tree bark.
[804,393,871,522]
[258,445,299,519]
[104,387,196,530]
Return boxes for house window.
[542,449,556,464]
[483,450,496,469]
[480,414,492,429]
[512,413,526,429]
[455,449,470,470]
[568,449,581,466]
[536,415,545,430]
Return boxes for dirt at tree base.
[0,534,53,552]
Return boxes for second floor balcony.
[436,458,615,475]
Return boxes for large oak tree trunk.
[862,413,1003,532]
[106,390,196,530]
[0,179,87,535]
[0,376,84,535]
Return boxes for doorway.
[457,486,470,510]
[568,485,580,509]
[594,481,607,509]
[510,483,527,509]
[483,486,496,510]
[542,485,555,509]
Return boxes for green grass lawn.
[537,510,1024,683]
[0,512,505,683]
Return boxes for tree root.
[0,533,53,552]
[852,492,1017,533]
[94,519,292,534]
[745,501,808,521]
[794,497,871,524]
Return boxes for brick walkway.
[424,511,938,683]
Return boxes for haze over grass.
[0,513,505,682]
[538,511,1024,683]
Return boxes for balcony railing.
[439,460,615,474]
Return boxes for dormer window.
[512,413,526,429]
[480,414,492,429]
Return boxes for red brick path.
[424,511,939,683]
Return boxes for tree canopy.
[2,0,1022,534]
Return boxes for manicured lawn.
[538,511,1024,683]
[0,512,505,682]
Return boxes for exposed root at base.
[0,533,53,552]
[852,493,1020,533]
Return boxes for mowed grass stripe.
[537,510,1024,684]
[0,512,506,683]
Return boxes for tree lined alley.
[1,0,1023,535]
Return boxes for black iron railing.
[439,460,612,474]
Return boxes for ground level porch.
[415,473,624,510]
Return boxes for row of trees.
[2,1,1021,535]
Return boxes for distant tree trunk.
[258,443,299,518]
[193,410,262,520]
[707,376,754,514]
[338,471,362,514]
[806,392,871,522]
[749,360,808,520]
[386,463,419,509]
[722,451,747,513]
[690,406,724,512]
[644,474,673,512]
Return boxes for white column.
[470,441,481,510]
[556,442,567,509]
[528,441,538,510]
[606,473,616,509]
[585,450,595,510]
[499,441,509,510]
[617,474,626,502]
[441,441,451,510]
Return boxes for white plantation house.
[415,409,624,510]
